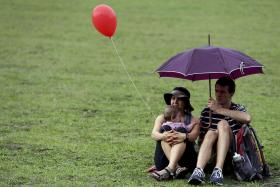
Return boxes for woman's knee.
[217,120,230,132]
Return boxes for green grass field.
[0,0,279,186]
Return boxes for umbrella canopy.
[156,45,264,127]
[156,46,264,81]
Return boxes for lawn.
[0,0,279,186]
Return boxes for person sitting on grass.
[150,87,200,181]
[188,76,251,186]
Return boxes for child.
[161,106,195,133]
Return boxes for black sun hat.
[163,87,194,112]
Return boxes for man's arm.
[208,98,251,124]
[215,108,251,124]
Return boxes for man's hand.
[208,98,222,113]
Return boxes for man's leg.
[197,130,218,169]
[210,120,231,185]
[188,130,218,185]
[215,120,231,169]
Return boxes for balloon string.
[110,37,154,117]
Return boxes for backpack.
[231,124,270,181]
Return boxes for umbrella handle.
[200,110,212,129]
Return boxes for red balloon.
[92,4,117,38]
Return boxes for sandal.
[150,167,174,181]
[175,166,188,179]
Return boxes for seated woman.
[150,87,200,181]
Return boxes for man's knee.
[203,130,218,144]
[217,120,230,133]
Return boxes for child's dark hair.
[163,106,179,121]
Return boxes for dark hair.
[215,76,236,94]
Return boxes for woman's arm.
[151,114,166,141]
[170,116,200,144]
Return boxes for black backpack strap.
[184,113,192,126]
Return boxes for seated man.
[188,76,251,185]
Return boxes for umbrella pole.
[209,75,212,127]
[208,35,212,127]
[209,77,211,98]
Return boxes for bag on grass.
[231,124,270,181]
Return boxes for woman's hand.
[169,131,186,145]
[162,130,175,144]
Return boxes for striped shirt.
[200,103,247,137]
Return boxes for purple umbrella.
[156,40,264,127]
[156,45,264,97]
